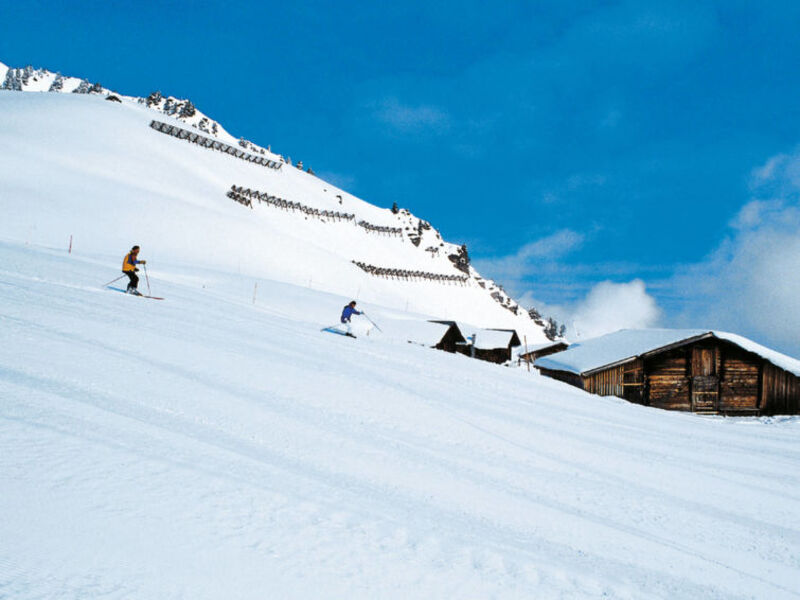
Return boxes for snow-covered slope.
[0,62,549,342]
[4,63,798,599]
[1,240,799,599]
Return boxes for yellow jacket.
[122,252,139,272]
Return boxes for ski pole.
[144,264,152,296]
[103,274,126,287]
[362,312,382,332]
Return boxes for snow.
[714,330,800,377]
[535,328,800,376]
[514,341,568,360]
[2,82,800,599]
[472,328,519,350]
[0,90,548,343]
[366,316,456,347]
[2,240,800,599]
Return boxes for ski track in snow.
[1,240,799,599]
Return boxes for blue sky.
[4,1,800,351]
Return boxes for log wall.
[762,363,800,414]
[536,367,584,390]
[583,365,625,397]
[719,346,760,413]
[537,338,800,415]
[645,349,691,411]
[622,359,645,405]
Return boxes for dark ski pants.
[124,270,139,291]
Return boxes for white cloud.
[669,148,800,354]
[570,280,661,339]
[515,229,585,260]
[525,279,661,341]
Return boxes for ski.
[321,326,355,338]
[107,286,164,300]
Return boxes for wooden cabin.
[534,329,800,415]
[375,319,466,353]
[426,321,467,353]
[460,328,521,364]
[517,341,569,366]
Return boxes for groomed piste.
[1,89,800,599]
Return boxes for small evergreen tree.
[2,69,21,91]
[163,98,176,115]
[21,65,34,86]
[544,317,559,341]
[89,82,103,94]
[146,91,163,107]
[72,79,91,94]
[179,100,196,118]
[391,202,399,214]
[48,73,64,92]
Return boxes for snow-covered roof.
[515,341,568,359]
[472,329,520,350]
[373,318,457,347]
[535,329,800,377]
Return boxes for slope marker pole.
[524,335,530,372]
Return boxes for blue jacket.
[341,305,361,323]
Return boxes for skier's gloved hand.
[134,268,139,272]
[140,260,147,264]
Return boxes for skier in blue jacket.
[340,301,362,337]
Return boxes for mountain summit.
[0,61,554,341]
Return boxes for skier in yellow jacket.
[122,245,147,295]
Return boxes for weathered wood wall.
[536,367,584,389]
[762,363,800,414]
[719,345,760,413]
[537,338,800,415]
[583,365,625,397]
[435,326,466,354]
[645,349,691,411]
[474,347,512,364]
[622,359,645,405]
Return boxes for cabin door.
[692,347,719,412]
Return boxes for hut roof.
[375,318,458,347]
[514,341,569,360]
[473,328,520,350]
[430,321,519,349]
[535,329,800,377]
[515,341,569,359]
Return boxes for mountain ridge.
[0,60,560,342]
